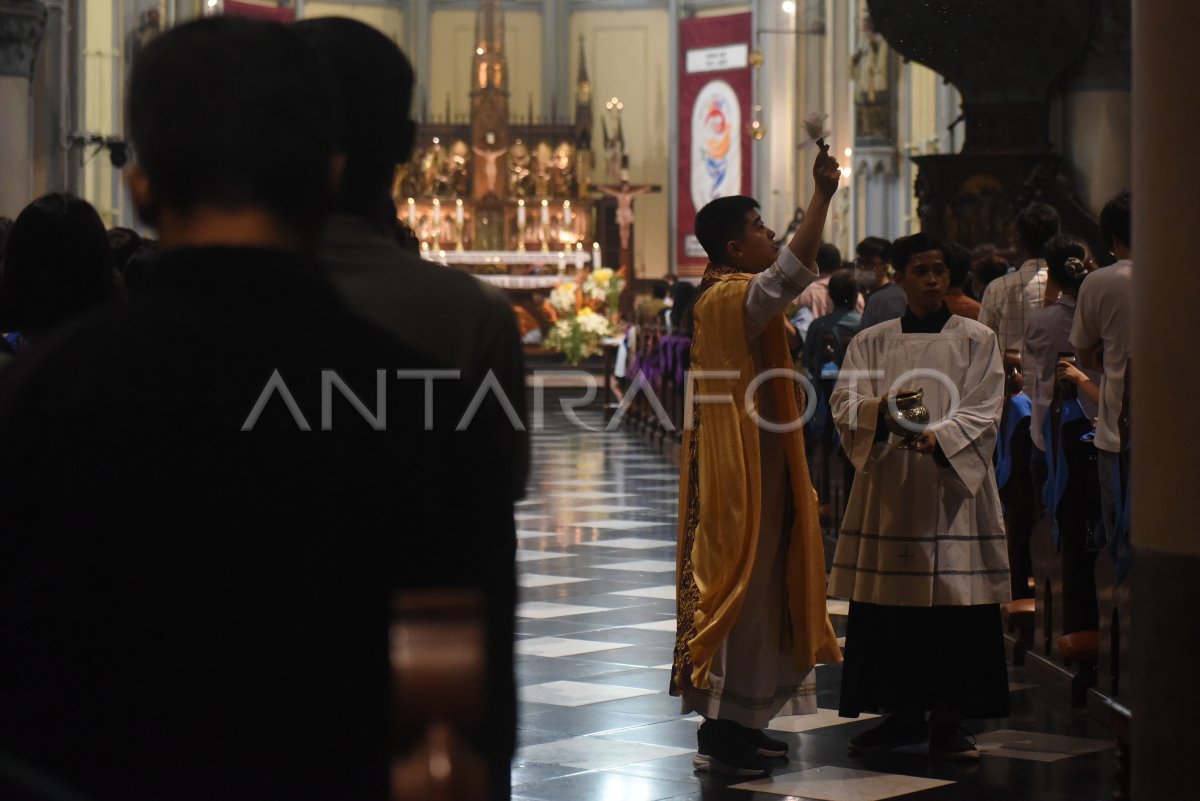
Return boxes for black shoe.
[930,726,979,760]
[847,715,929,754]
[739,726,789,758]
[695,720,773,777]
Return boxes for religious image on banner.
[690,80,742,212]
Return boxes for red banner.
[223,1,296,23]
[677,13,753,276]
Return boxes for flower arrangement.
[582,267,621,313]
[543,269,625,365]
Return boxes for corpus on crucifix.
[593,165,660,271]
[472,143,508,195]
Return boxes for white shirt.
[828,316,1010,606]
[1022,296,1100,451]
[1070,259,1133,453]
[978,258,1048,352]
[743,246,819,341]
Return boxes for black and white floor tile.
[512,398,1116,800]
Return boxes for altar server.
[830,232,1011,760]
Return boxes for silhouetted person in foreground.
[0,17,467,801]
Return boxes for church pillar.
[794,0,824,209]
[753,0,796,233]
[540,0,566,120]
[0,0,48,218]
[1131,2,1200,798]
[408,0,431,119]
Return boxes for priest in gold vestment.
[672,148,843,777]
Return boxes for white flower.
[549,282,577,314]
[797,111,830,151]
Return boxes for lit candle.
[540,198,550,225]
[517,199,526,226]
[407,197,416,226]
[592,242,601,269]
[432,198,441,222]
[455,198,464,225]
[562,200,572,227]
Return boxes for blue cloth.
[995,393,1033,490]
[1041,397,1090,547]
[1099,449,1131,585]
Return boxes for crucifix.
[592,165,661,274]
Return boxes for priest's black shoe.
[694,719,773,777]
[739,725,789,758]
[847,715,929,754]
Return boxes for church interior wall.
[302,1,405,44]
[569,7,670,278]
[429,8,541,122]
[1063,89,1132,216]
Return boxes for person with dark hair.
[0,216,13,261]
[830,232,1010,760]
[120,240,158,289]
[0,193,116,351]
[0,17,467,801]
[107,226,142,277]
[803,268,861,383]
[665,278,697,335]
[969,245,1010,300]
[856,235,906,330]
[979,201,1061,351]
[1023,234,1100,482]
[942,241,980,320]
[294,16,525,490]
[292,20,524,799]
[673,148,842,778]
[792,241,864,341]
[1072,191,1133,568]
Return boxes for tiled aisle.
[512,401,1115,801]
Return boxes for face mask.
[855,268,876,287]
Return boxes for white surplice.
[827,316,1012,607]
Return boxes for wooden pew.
[390,590,490,801]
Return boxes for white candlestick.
[455,198,464,225]
[517,199,526,226]
[592,242,601,269]
[562,200,572,227]
[407,197,416,226]
[540,199,550,225]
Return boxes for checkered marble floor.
[512,399,1116,801]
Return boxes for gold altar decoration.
[392,0,598,258]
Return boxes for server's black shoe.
[847,715,929,754]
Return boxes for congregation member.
[0,17,469,801]
[0,193,116,354]
[672,146,842,777]
[856,235,906,329]
[830,232,1010,760]
[1022,234,1100,469]
[979,202,1060,351]
[1071,191,1133,573]
[803,268,862,383]
[943,241,981,320]
[293,18,525,798]
[967,243,1010,301]
[792,242,860,341]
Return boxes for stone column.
[0,0,48,218]
[1131,2,1200,798]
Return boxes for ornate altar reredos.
[392,0,602,268]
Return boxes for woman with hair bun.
[1022,234,1101,491]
